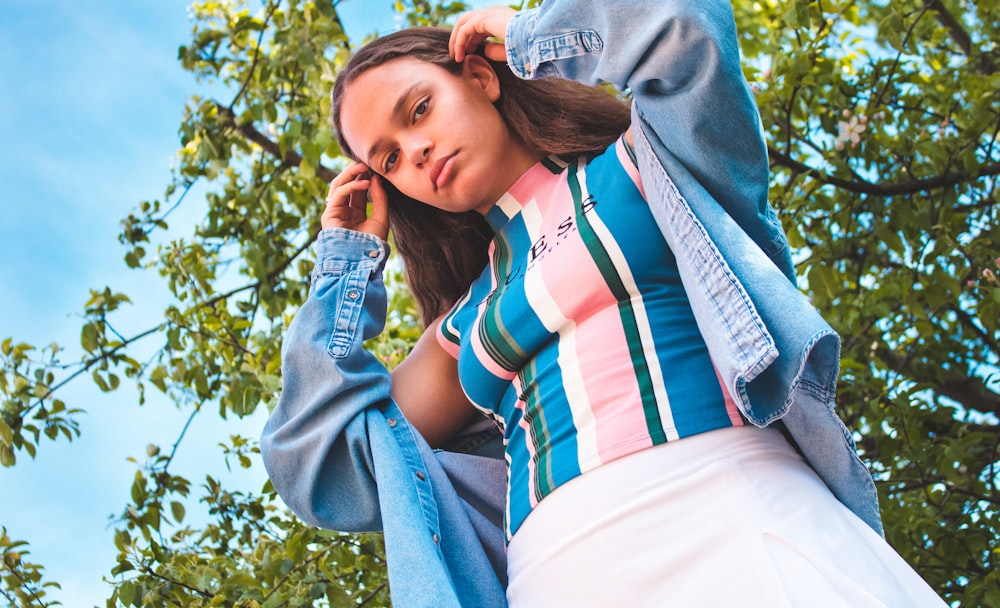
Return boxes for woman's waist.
[502,405,743,538]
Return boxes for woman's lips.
[431,153,456,191]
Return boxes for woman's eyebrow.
[365,82,425,164]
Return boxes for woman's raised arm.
[495,0,793,278]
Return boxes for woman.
[262,1,946,605]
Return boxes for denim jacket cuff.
[506,8,540,79]
[312,228,390,284]
[505,6,604,82]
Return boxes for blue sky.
[0,1,422,605]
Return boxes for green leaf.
[171,501,185,523]
[224,571,258,587]
[81,323,99,352]
[118,580,136,606]
[0,419,13,446]
[113,529,131,551]
[0,443,15,467]
[92,370,110,392]
[807,263,836,300]
[131,472,147,505]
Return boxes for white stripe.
[496,191,522,218]
[442,281,475,342]
[503,418,515,539]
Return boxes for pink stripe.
[469,323,519,381]
[508,161,565,203]
[615,138,646,200]
[576,308,655,460]
[713,365,745,426]
[435,326,461,359]
[529,173,652,463]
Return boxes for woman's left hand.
[321,161,390,241]
[450,5,516,63]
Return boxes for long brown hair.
[331,27,630,326]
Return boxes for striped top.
[437,138,743,539]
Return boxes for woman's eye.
[414,99,428,120]
[384,150,399,172]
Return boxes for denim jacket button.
[347,289,360,300]
[387,417,397,427]
[368,250,379,258]
[432,533,440,544]
[416,471,426,481]
[523,61,531,73]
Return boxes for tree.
[0,0,996,606]
[736,0,998,603]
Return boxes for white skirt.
[506,426,945,607]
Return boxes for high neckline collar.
[482,156,568,233]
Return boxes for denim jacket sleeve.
[505,0,795,281]
[260,227,392,532]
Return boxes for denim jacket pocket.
[533,30,602,68]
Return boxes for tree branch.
[261,545,332,603]
[358,582,387,606]
[22,228,313,422]
[21,323,167,420]
[953,306,1000,362]
[214,103,338,183]
[139,564,213,600]
[875,344,1000,417]
[923,0,997,73]
[923,0,972,56]
[229,2,280,112]
[1,554,53,607]
[768,146,1000,197]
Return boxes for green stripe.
[440,297,463,346]
[541,156,566,174]
[567,162,667,443]
[518,359,556,502]
[478,231,529,371]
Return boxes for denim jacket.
[262,0,883,606]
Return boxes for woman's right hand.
[450,5,516,63]
[321,161,390,241]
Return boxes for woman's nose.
[402,137,431,167]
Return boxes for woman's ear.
[463,54,501,103]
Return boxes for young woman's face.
[339,56,537,215]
